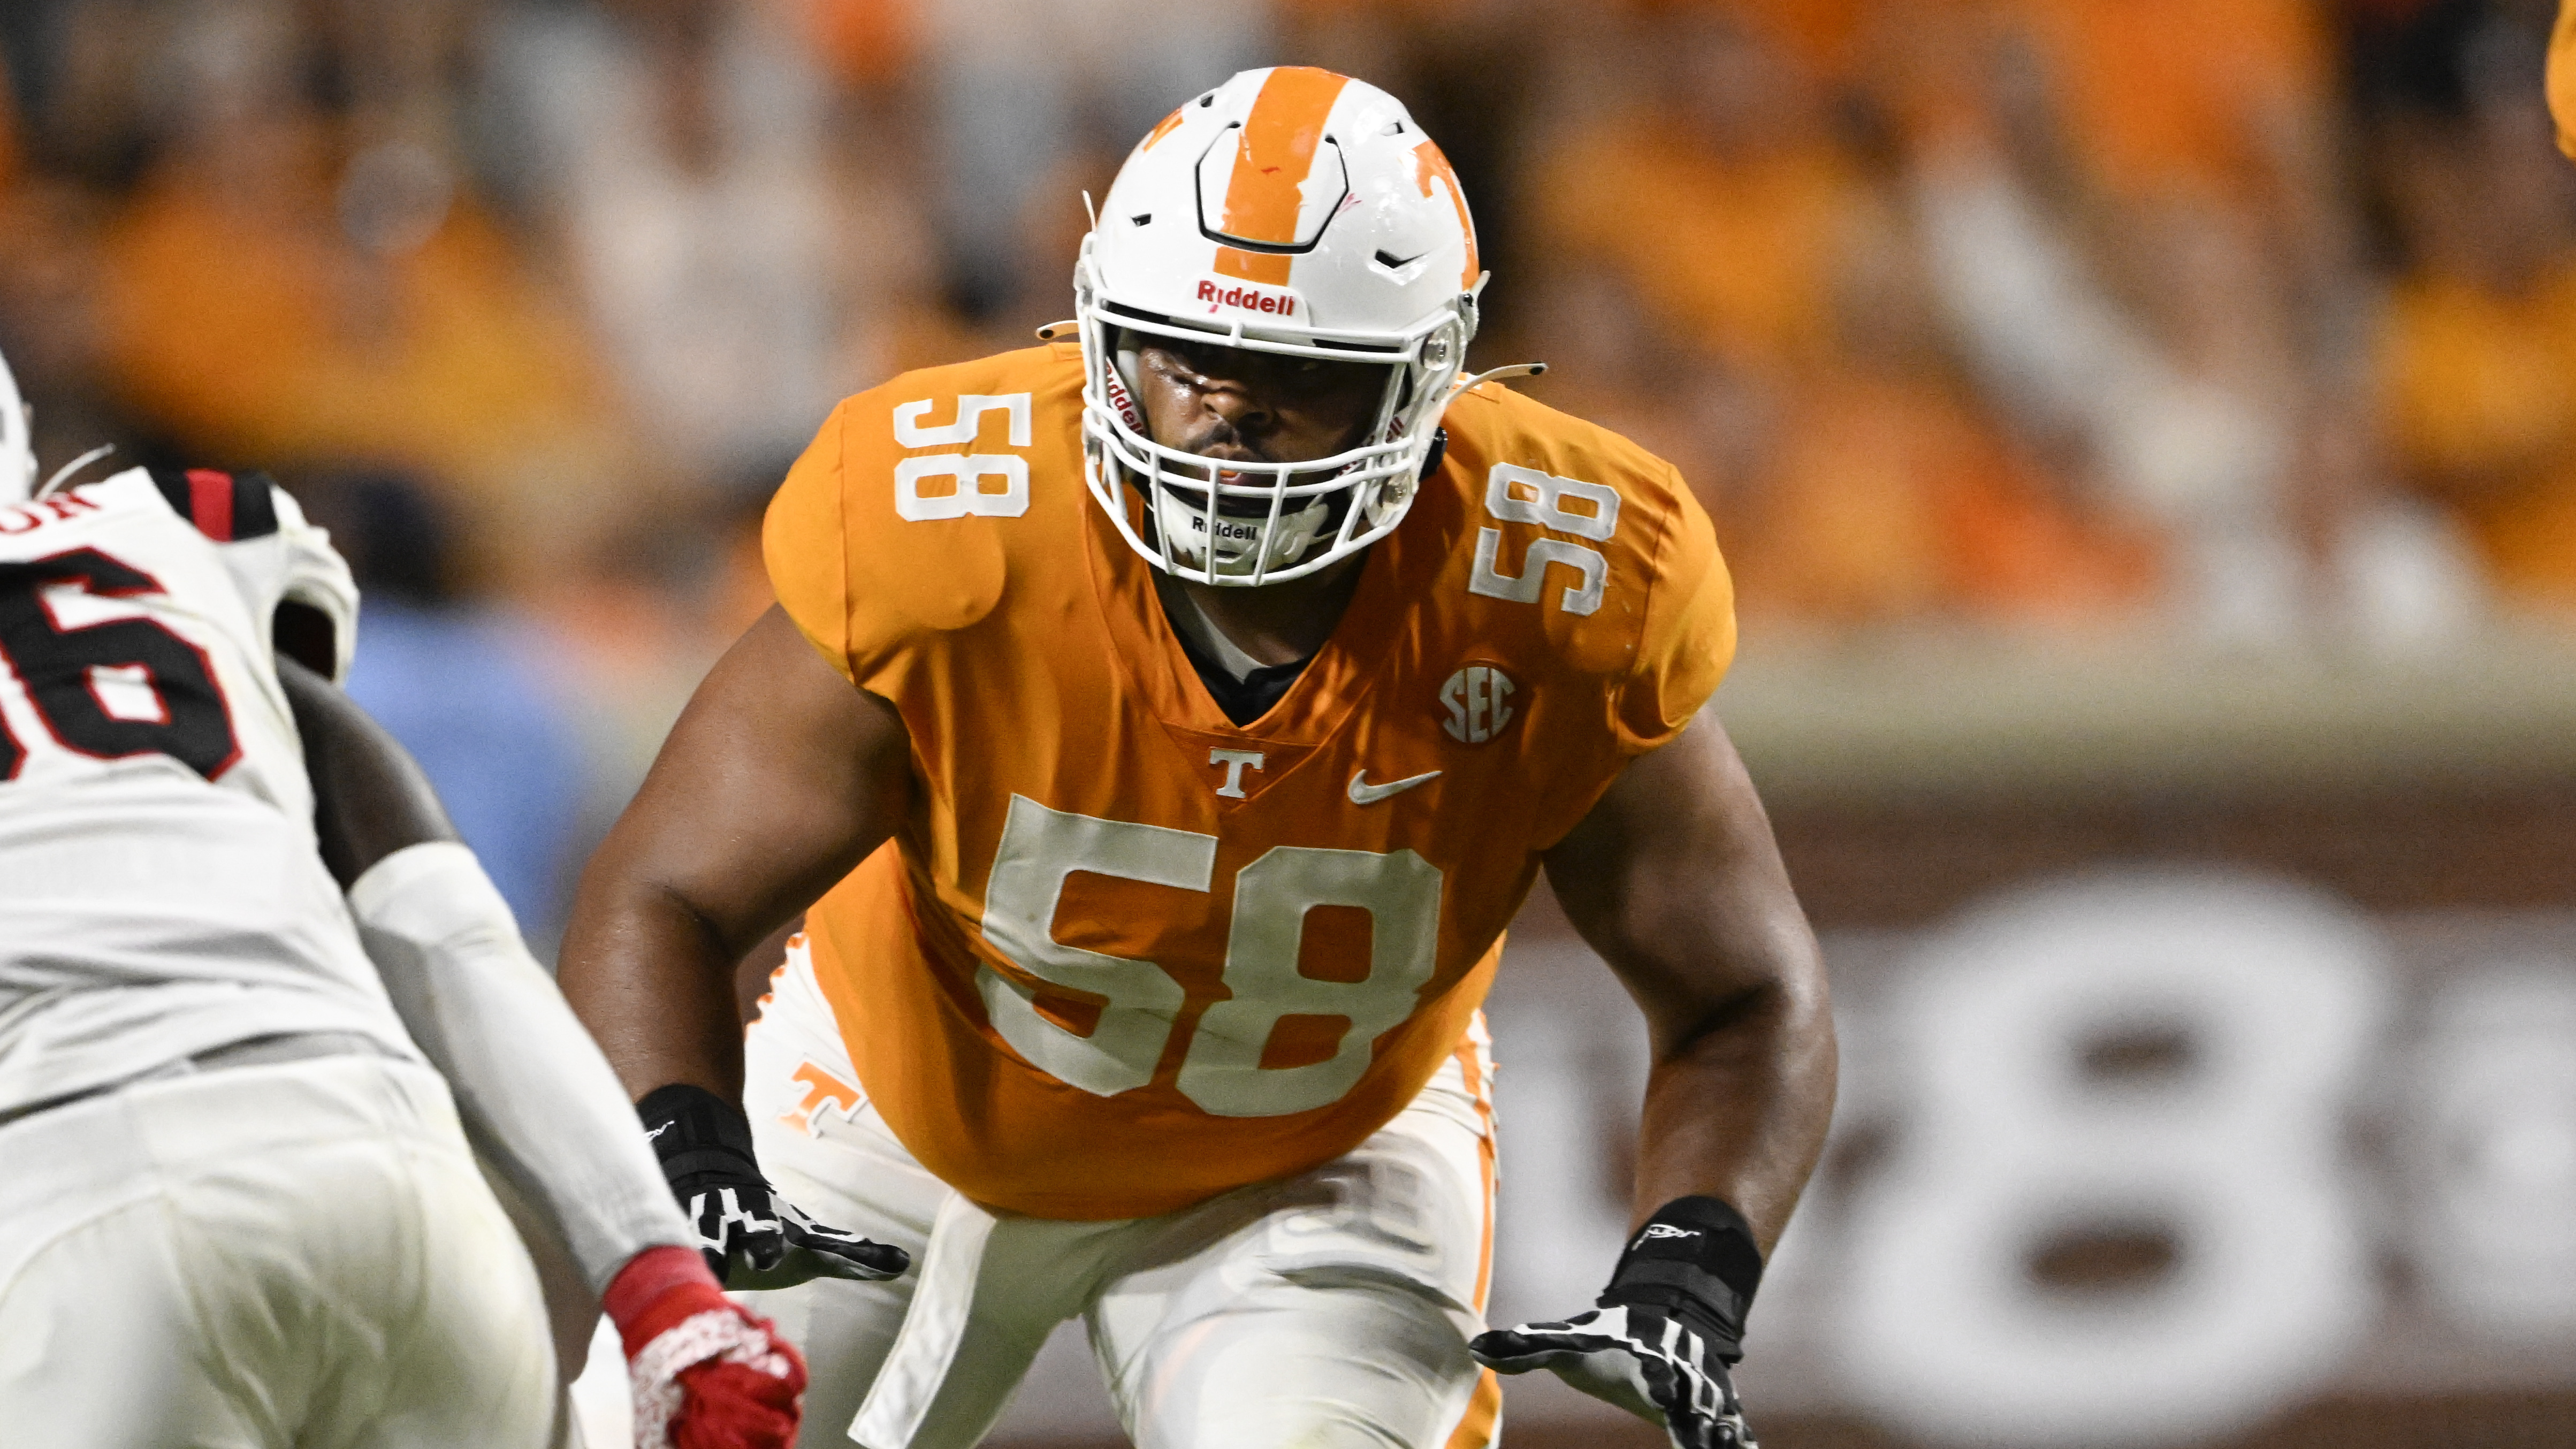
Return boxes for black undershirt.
[1162,606,1313,726]
[1141,430,1438,724]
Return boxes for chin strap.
[1414,428,1448,484]
[1395,360,1538,491]
[37,443,116,499]
[1452,360,1546,395]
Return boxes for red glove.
[604,1245,809,1449]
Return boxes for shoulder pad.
[148,468,283,543]
[144,466,360,681]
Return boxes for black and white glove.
[1471,1196,1764,1449]
[637,1083,910,1291]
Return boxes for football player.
[561,67,1835,1449]
[0,348,849,1447]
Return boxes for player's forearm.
[558,607,916,1103]
[284,659,695,1290]
[1546,720,1838,1248]
[557,867,759,1102]
[356,845,695,1294]
[1632,970,1837,1253]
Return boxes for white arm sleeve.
[350,841,692,1293]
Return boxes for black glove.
[637,1082,911,1291]
[1470,1196,1763,1449]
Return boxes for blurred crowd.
[3,0,2573,928]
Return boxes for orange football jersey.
[765,341,1734,1218]
[2556,0,2576,161]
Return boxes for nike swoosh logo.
[647,1122,673,1140]
[1348,768,1442,805]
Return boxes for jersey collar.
[1083,467,1444,745]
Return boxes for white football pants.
[740,945,1505,1449]
[0,1054,562,1447]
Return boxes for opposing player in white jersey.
[0,348,902,1446]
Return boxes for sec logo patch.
[1440,664,1518,744]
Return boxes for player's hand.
[1472,1196,1768,1449]
[637,1083,910,1291]
[605,1245,807,1449]
[1472,1303,1755,1449]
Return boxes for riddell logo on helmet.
[1198,279,1299,317]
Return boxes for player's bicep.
[279,655,460,888]
[1541,710,1819,1057]
[580,604,911,956]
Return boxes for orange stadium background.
[5,1,2574,1446]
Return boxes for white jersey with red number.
[0,467,418,1118]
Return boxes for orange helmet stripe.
[1214,247,1293,285]
[1213,66,1350,285]
[1413,141,1478,288]
[1139,105,1187,155]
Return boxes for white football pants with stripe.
[740,943,1504,1449]
[0,1054,563,1447]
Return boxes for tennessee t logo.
[1209,749,1267,798]
[782,1062,863,1135]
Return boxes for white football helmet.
[1077,66,1484,585]
[0,345,33,506]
